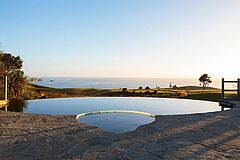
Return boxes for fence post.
[238,78,240,100]
[4,75,8,100]
[221,78,224,101]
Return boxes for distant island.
[28,77,43,83]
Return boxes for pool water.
[12,97,221,133]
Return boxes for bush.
[145,86,150,90]
[172,85,178,89]
[122,88,128,92]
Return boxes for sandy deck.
[0,102,239,159]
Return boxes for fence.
[221,78,240,101]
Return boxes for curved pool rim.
[76,110,156,120]
[25,96,220,106]
[22,96,223,116]
[9,97,226,133]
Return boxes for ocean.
[33,77,221,89]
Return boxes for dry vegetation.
[1,83,236,102]
[28,84,226,102]
[99,87,222,102]
[29,83,110,99]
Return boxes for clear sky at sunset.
[0,0,240,78]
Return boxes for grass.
[98,87,223,102]
[183,92,221,102]
[30,84,224,102]
[29,83,110,98]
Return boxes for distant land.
[28,77,43,83]
[31,77,221,89]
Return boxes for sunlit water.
[11,97,221,133]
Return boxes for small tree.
[169,82,172,88]
[199,74,212,90]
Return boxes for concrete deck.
[0,102,239,159]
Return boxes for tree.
[169,82,172,88]
[199,74,212,90]
[8,70,29,100]
[0,52,24,100]
[0,53,23,74]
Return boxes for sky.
[0,0,240,78]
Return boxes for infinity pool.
[12,97,221,133]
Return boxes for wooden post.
[221,78,224,101]
[238,78,240,100]
[4,75,8,100]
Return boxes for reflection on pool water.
[11,97,221,133]
[80,113,155,133]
